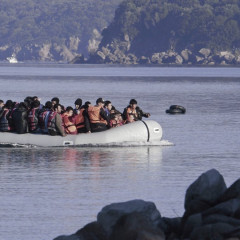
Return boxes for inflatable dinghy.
[0,120,162,147]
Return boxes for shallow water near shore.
[0,64,240,240]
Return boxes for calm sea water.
[0,64,240,240]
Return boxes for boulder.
[199,48,211,58]
[183,199,211,219]
[196,55,204,63]
[175,55,183,64]
[218,179,240,203]
[182,213,202,238]
[203,198,240,218]
[109,212,165,240]
[75,221,107,240]
[97,199,161,236]
[180,49,190,62]
[190,223,237,240]
[220,51,235,63]
[161,217,182,236]
[184,169,227,211]
[203,214,240,227]
[151,53,162,64]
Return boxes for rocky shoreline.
[54,169,240,240]
[71,46,240,65]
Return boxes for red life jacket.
[47,111,57,132]
[38,110,48,130]
[88,106,107,125]
[28,108,39,132]
[0,109,10,132]
[75,108,85,129]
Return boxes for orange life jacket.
[88,105,107,125]
[126,107,138,118]
[75,108,85,129]
[62,112,77,134]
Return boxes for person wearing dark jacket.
[73,98,82,115]
[86,98,110,132]
[12,102,29,134]
[47,104,66,136]
[123,99,150,121]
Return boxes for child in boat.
[109,114,124,128]
[126,113,135,124]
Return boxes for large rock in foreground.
[97,199,161,236]
[54,170,240,240]
[185,169,227,212]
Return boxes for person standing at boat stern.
[48,104,66,136]
[86,98,110,132]
[123,99,151,122]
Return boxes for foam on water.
[0,139,173,148]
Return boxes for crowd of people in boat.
[0,97,150,136]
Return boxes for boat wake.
[0,140,173,148]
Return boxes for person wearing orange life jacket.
[86,98,110,132]
[74,99,89,134]
[28,100,41,132]
[123,99,150,122]
[0,100,13,132]
[48,104,66,136]
[62,106,77,135]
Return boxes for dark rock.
[109,212,165,240]
[184,169,227,211]
[203,214,240,227]
[182,213,202,238]
[75,221,107,240]
[203,198,240,218]
[53,234,80,240]
[161,217,182,236]
[190,223,237,240]
[183,199,211,219]
[97,199,161,237]
[218,179,240,203]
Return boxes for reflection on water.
[0,147,163,240]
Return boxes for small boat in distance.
[7,54,18,63]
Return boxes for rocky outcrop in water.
[53,169,240,240]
